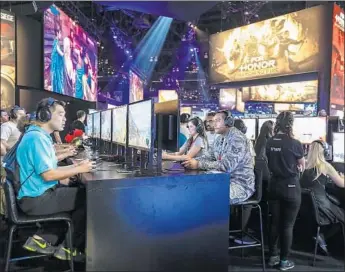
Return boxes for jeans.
[19,185,86,250]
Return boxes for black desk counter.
[81,161,230,272]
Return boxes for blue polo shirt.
[16,125,58,199]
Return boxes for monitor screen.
[112,105,128,145]
[93,112,100,139]
[219,88,236,110]
[86,114,93,137]
[294,117,327,144]
[333,133,344,163]
[242,119,256,140]
[129,70,144,103]
[158,90,178,102]
[44,5,97,101]
[180,106,192,115]
[128,100,153,150]
[101,110,112,141]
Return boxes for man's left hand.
[181,158,199,170]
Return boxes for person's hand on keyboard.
[76,160,96,173]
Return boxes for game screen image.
[209,5,325,84]
[258,118,276,132]
[158,90,178,102]
[333,133,344,163]
[180,107,192,115]
[1,9,15,109]
[101,110,112,141]
[293,117,326,144]
[86,114,93,137]
[245,102,274,116]
[44,5,97,101]
[330,4,345,113]
[242,119,256,140]
[219,88,236,110]
[93,112,101,139]
[129,70,144,103]
[128,100,152,150]
[112,105,128,145]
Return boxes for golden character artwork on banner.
[209,5,325,84]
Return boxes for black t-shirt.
[266,134,304,179]
[70,120,85,133]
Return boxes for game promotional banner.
[242,80,318,103]
[209,5,325,83]
[158,90,178,102]
[1,9,15,109]
[330,4,344,112]
[44,5,98,101]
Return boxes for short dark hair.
[234,119,247,134]
[36,98,65,114]
[275,111,294,137]
[180,113,190,124]
[77,110,86,119]
[207,111,216,117]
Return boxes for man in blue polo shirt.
[16,98,94,260]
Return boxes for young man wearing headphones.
[0,106,26,152]
[16,98,94,260]
[182,111,255,204]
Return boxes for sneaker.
[234,235,257,245]
[53,244,84,261]
[279,260,295,271]
[23,236,56,255]
[268,255,280,267]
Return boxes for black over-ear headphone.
[313,140,331,159]
[218,110,234,127]
[36,97,56,122]
[10,106,23,120]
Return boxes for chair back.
[4,180,21,224]
[301,188,322,226]
[251,168,263,203]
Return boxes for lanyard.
[218,137,228,161]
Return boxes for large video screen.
[158,90,178,102]
[44,5,97,101]
[242,80,318,103]
[128,100,152,150]
[93,112,100,139]
[333,133,344,163]
[1,9,16,109]
[219,89,236,110]
[209,5,325,84]
[330,4,344,113]
[242,119,256,140]
[129,70,144,103]
[112,105,128,145]
[294,117,326,144]
[101,110,112,141]
[86,114,93,137]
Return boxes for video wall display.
[209,5,325,84]
[112,105,128,145]
[242,80,318,103]
[93,112,101,139]
[129,70,144,103]
[128,100,152,150]
[242,119,256,140]
[101,110,112,141]
[294,117,326,144]
[1,9,16,109]
[158,90,178,102]
[245,102,274,116]
[86,114,93,137]
[330,4,344,113]
[333,133,344,163]
[180,106,192,115]
[44,5,97,101]
[219,88,245,113]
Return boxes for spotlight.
[190,48,194,52]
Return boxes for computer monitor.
[93,112,101,139]
[112,105,128,146]
[294,117,327,144]
[128,99,154,151]
[332,133,344,163]
[86,114,93,137]
[101,110,112,142]
[154,99,180,152]
[242,119,256,140]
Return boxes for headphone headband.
[313,140,330,159]
[217,110,234,127]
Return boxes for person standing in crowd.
[70,110,86,133]
[300,140,344,254]
[182,111,255,204]
[15,98,94,260]
[204,111,217,148]
[179,113,190,148]
[163,117,208,161]
[0,110,9,124]
[266,111,305,271]
[0,106,26,152]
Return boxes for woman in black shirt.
[266,112,305,271]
